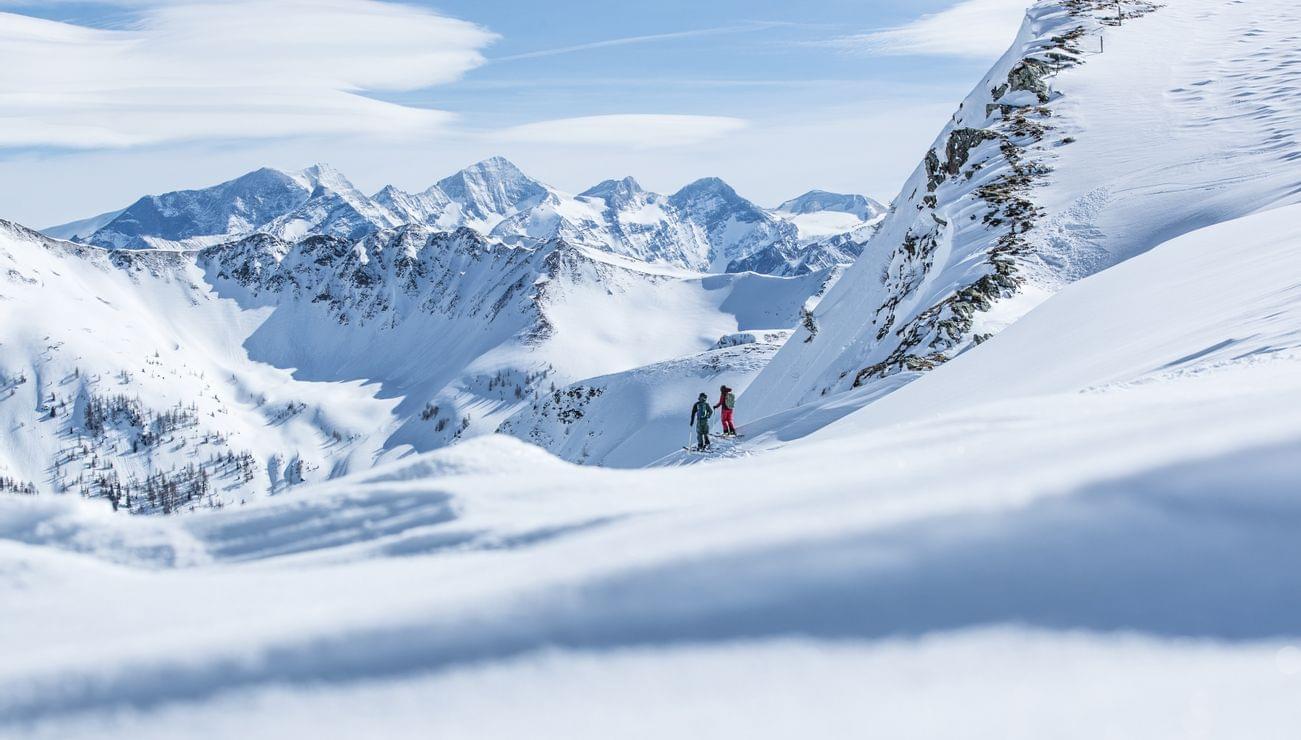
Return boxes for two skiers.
[688,385,739,451]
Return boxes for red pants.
[721,409,736,434]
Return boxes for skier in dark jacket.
[714,385,737,436]
[689,392,713,451]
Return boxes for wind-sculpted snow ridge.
[2,201,1301,736]
[0,217,834,513]
[45,158,881,276]
[745,0,1301,419]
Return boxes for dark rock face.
[1007,59,1054,103]
[800,307,818,343]
[944,129,1001,177]
[925,150,945,192]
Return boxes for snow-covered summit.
[432,156,550,228]
[293,163,356,194]
[666,177,800,272]
[84,166,315,250]
[264,164,405,242]
[579,176,645,206]
[776,190,885,220]
[668,177,759,220]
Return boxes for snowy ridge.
[434,156,551,230]
[748,0,1301,418]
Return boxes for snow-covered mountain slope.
[0,218,831,511]
[432,156,551,231]
[744,0,1301,419]
[260,164,405,242]
[774,190,887,239]
[78,167,323,250]
[499,330,791,467]
[490,177,703,267]
[4,200,1300,737]
[776,190,884,220]
[199,225,830,447]
[44,159,881,275]
[0,220,401,511]
[667,177,801,273]
[371,184,449,227]
[487,176,879,275]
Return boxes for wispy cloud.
[490,114,748,149]
[0,0,497,148]
[491,22,791,63]
[830,0,1028,59]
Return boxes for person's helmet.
[698,393,708,400]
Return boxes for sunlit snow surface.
[5,0,1301,736]
[3,195,1301,739]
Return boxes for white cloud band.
[833,0,1028,59]
[0,0,497,148]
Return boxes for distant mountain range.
[44,157,886,276]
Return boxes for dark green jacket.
[690,400,713,430]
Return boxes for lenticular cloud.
[0,0,497,148]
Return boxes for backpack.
[725,392,736,410]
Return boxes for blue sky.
[0,0,1029,226]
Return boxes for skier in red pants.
[714,385,737,436]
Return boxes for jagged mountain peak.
[294,163,362,197]
[668,177,759,219]
[672,176,739,200]
[433,156,550,224]
[669,176,769,229]
[436,156,536,192]
[372,183,405,199]
[580,176,645,202]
